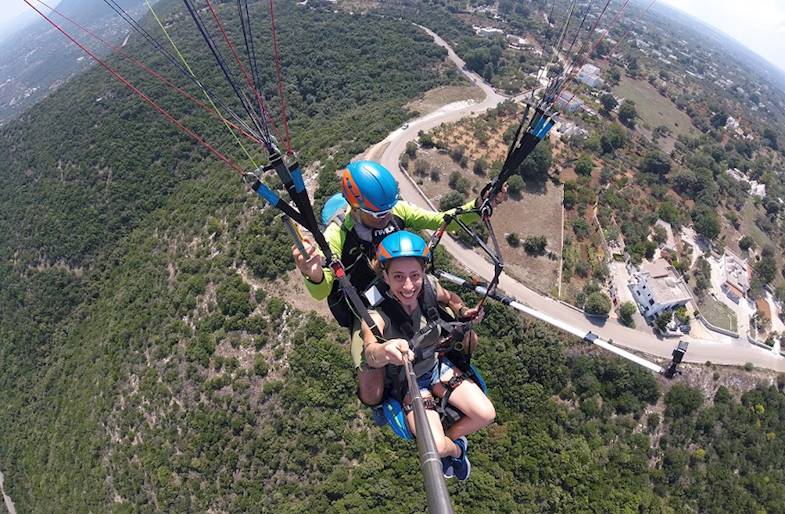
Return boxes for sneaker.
[370,404,387,427]
[452,436,471,481]
[441,456,455,479]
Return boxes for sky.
[0,0,64,39]
[1,1,785,74]
[661,0,785,73]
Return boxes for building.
[506,34,527,49]
[555,90,583,112]
[475,26,503,38]
[555,121,588,139]
[630,260,691,319]
[726,168,767,198]
[722,250,750,303]
[577,63,604,88]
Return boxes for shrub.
[507,175,525,197]
[584,292,611,315]
[439,191,466,211]
[619,301,637,327]
[523,235,547,255]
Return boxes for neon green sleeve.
[394,199,480,231]
[302,219,346,300]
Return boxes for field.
[404,85,485,115]
[413,148,563,295]
[613,76,697,138]
[698,295,739,334]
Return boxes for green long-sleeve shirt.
[303,199,479,300]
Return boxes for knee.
[357,372,384,406]
[478,401,496,427]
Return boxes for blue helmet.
[377,231,430,266]
[341,160,399,213]
[321,192,349,226]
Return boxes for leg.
[350,319,384,406]
[404,391,460,459]
[432,367,496,441]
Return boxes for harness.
[374,278,478,421]
[326,212,405,328]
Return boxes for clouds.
[662,0,785,72]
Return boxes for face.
[357,208,393,229]
[384,257,424,309]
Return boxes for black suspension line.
[101,0,263,142]
[181,0,271,147]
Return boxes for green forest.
[1,1,785,513]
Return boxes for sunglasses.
[360,207,392,220]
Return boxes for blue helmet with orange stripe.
[341,160,399,213]
[377,231,430,266]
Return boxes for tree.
[618,100,637,128]
[517,140,552,180]
[693,256,712,296]
[523,235,547,255]
[640,151,671,176]
[665,385,703,418]
[575,154,593,176]
[600,124,626,154]
[572,218,590,239]
[506,232,520,247]
[439,190,466,211]
[599,93,618,114]
[691,205,720,240]
[473,157,488,176]
[584,292,611,315]
[754,252,777,285]
[738,235,755,252]
[405,141,418,158]
[418,131,434,148]
[448,171,471,194]
[655,311,672,332]
[619,302,637,327]
[710,110,728,129]
[507,174,525,197]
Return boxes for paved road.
[0,469,17,514]
[373,26,785,373]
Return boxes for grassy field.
[698,295,738,334]
[613,76,697,138]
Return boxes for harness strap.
[441,374,465,391]
[403,394,439,413]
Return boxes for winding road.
[367,26,785,373]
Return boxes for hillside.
[2,1,785,513]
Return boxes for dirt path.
[0,469,17,514]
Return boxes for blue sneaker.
[370,404,387,427]
[452,437,471,481]
[442,456,455,479]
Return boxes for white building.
[556,121,588,139]
[577,63,604,88]
[722,250,750,303]
[726,168,767,198]
[555,90,583,112]
[475,26,503,38]
[506,35,527,49]
[630,260,691,319]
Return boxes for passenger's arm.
[362,313,413,367]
